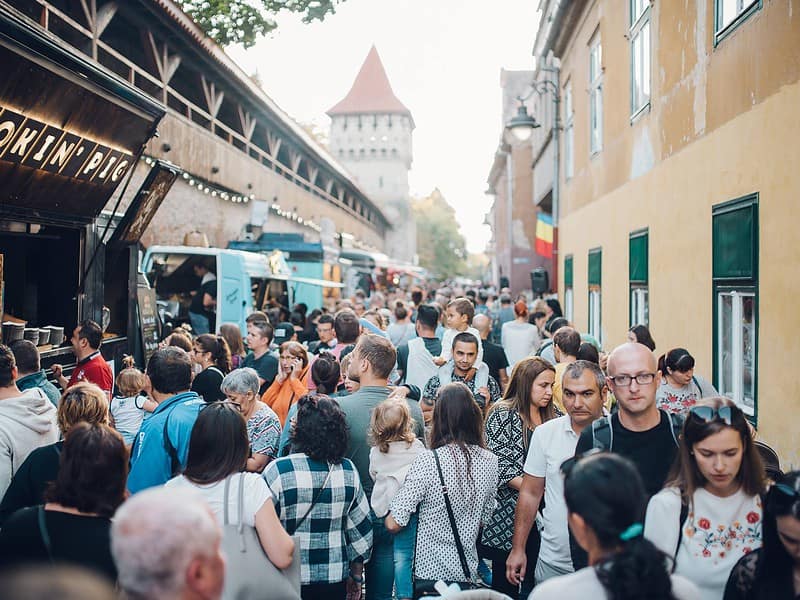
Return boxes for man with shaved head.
[473,314,509,390]
[575,342,683,498]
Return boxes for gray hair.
[112,488,220,600]
[220,367,260,395]
[563,360,606,392]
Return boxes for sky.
[227,0,540,254]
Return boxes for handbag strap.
[37,506,54,563]
[223,475,232,526]
[289,464,332,535]
[433,450,472,581]
[237,471,246,532]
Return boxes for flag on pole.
[535,213,554,258]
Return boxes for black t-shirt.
[0,507,116,581]
[191,367,226,402]
[242,351,279,395]
[396,337,442,384]
[0,442,62,526]
[481,339,510,384]
[190,279,217,314]
[575,411,678,498]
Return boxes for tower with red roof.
[328,46,416,263]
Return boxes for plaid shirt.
[263,454,373,585]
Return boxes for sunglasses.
[560,447,604,477]
[688,405,735,425]
[774,483,800,500]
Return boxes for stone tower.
[328,46,416,263]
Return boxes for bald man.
[575,342,682,498]
[473,314,509,390]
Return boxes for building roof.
[327,45,412,120]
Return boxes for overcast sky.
[228,0,540,254]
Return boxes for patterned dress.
[246,403,281,461]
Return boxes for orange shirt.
[261,366,310,426]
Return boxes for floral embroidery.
[685,508,761,561]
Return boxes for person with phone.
[261,342,310,427]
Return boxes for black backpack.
[589,409,684,451]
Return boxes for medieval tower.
[327,46,416,263]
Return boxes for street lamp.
[507,103,540,142]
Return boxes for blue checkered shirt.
[263,454,373,585]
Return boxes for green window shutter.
[564,255,573,287]
[713,196,758,281]
[629,231,648,283]
[588,249,602,286]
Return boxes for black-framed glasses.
[606,373,656,386]
[560,447,604,477]
[689,405,734,425]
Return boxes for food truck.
[0,5,167,374]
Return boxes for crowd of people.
[0,286,796,600]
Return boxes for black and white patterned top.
[263,454,373,585]
[389,445,498,583]
[481,406,529,552]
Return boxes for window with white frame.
[564,255,574,322]
[564,81,574,179]
[630,287,648,326]
[629,230,649,326]
[716,0,761,42]
[589,34,603,154]
[588,249,602,343]
[713,195,758,418]
[630,0,651,116]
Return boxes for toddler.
[369,399,425,600]
[110,356,156,445]
[434,297,484,366]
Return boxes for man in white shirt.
[506,360,607,589]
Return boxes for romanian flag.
[535,213,554,258]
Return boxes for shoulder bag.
[413,449,481,598]
[220,473,301,600]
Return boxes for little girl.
[369,399,425,600]
[111,356,156,445]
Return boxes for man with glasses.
[575,342,683,499]
[307,314,336,355]
[506,360,607,590]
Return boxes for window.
[588,248,602,343]
[630,0,651,116]
[563,81,574,180]
[564,255,574,322]
[629,229,649,326]
[589,34,603,155]
[713,194,758,417]
[715,0,761,44]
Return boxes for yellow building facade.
[546,0,800,464]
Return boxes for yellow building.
[532,0,800,464]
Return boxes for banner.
[535,213,554,258]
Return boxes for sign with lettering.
[0,104,134,184]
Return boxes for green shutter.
[564,255,573,287]
[588,249,602,286]
[713,196,758,280]
[629,231,648,283]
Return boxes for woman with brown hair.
[386,382,499,594]
[644,397,766,600]
[190,333,232,403]
[0,382,110,525]
[0,422,128,581]
[220,323,247,369]
[261,341,309,426]
[481,356,556,598]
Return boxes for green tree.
[178,0,344,48]
[412,188,467,280]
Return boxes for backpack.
[535,339,553,357]
[589,409,684,451]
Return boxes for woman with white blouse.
[644,398,767,600]
[501,301,541,369]
[386,382,498,594]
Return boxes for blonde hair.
[369,399,416,453]
[117,356,146,398]
[58,382,110,433]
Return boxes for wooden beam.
[289,149,302,173]
[201,76,224,119]
[266,131,282,158]
[324,178,334,195]
[95,1,117,37]
[78,0,92,29]
[307,165,319,187]
[237,106,256,141]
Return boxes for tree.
[177,0,344,49]
[412,188,467,280]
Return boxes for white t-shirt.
[644,486,763,600]
[530,565,701,600]
[501,320,540,367]
[110,394,146,445]
[165,472,273,527]
[440,326,483,364]
[523,414,580,572]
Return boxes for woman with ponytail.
[190,334,232,403]
[531,452,700,600]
